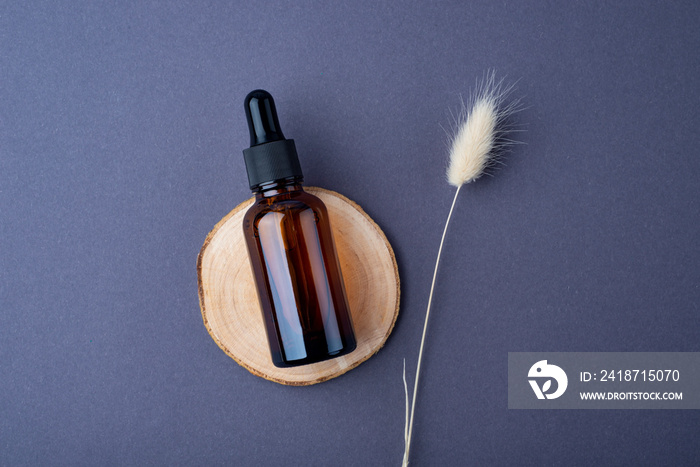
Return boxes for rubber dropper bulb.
[245,90,285,146]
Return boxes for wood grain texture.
[197,187,400,385]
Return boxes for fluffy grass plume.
[402,71,519,466]
[447,71,518,186]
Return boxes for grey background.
[2,1,699,465]
[508,353,700,409]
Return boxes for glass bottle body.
[242,180,356,367]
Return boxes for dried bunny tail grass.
[403,71,521,466]
[447,71,521,187]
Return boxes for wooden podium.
[197,187,400,385]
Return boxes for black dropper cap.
[242,90,302,190]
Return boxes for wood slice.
[197,187,400,386]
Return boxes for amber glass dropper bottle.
[241,90,357,368]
